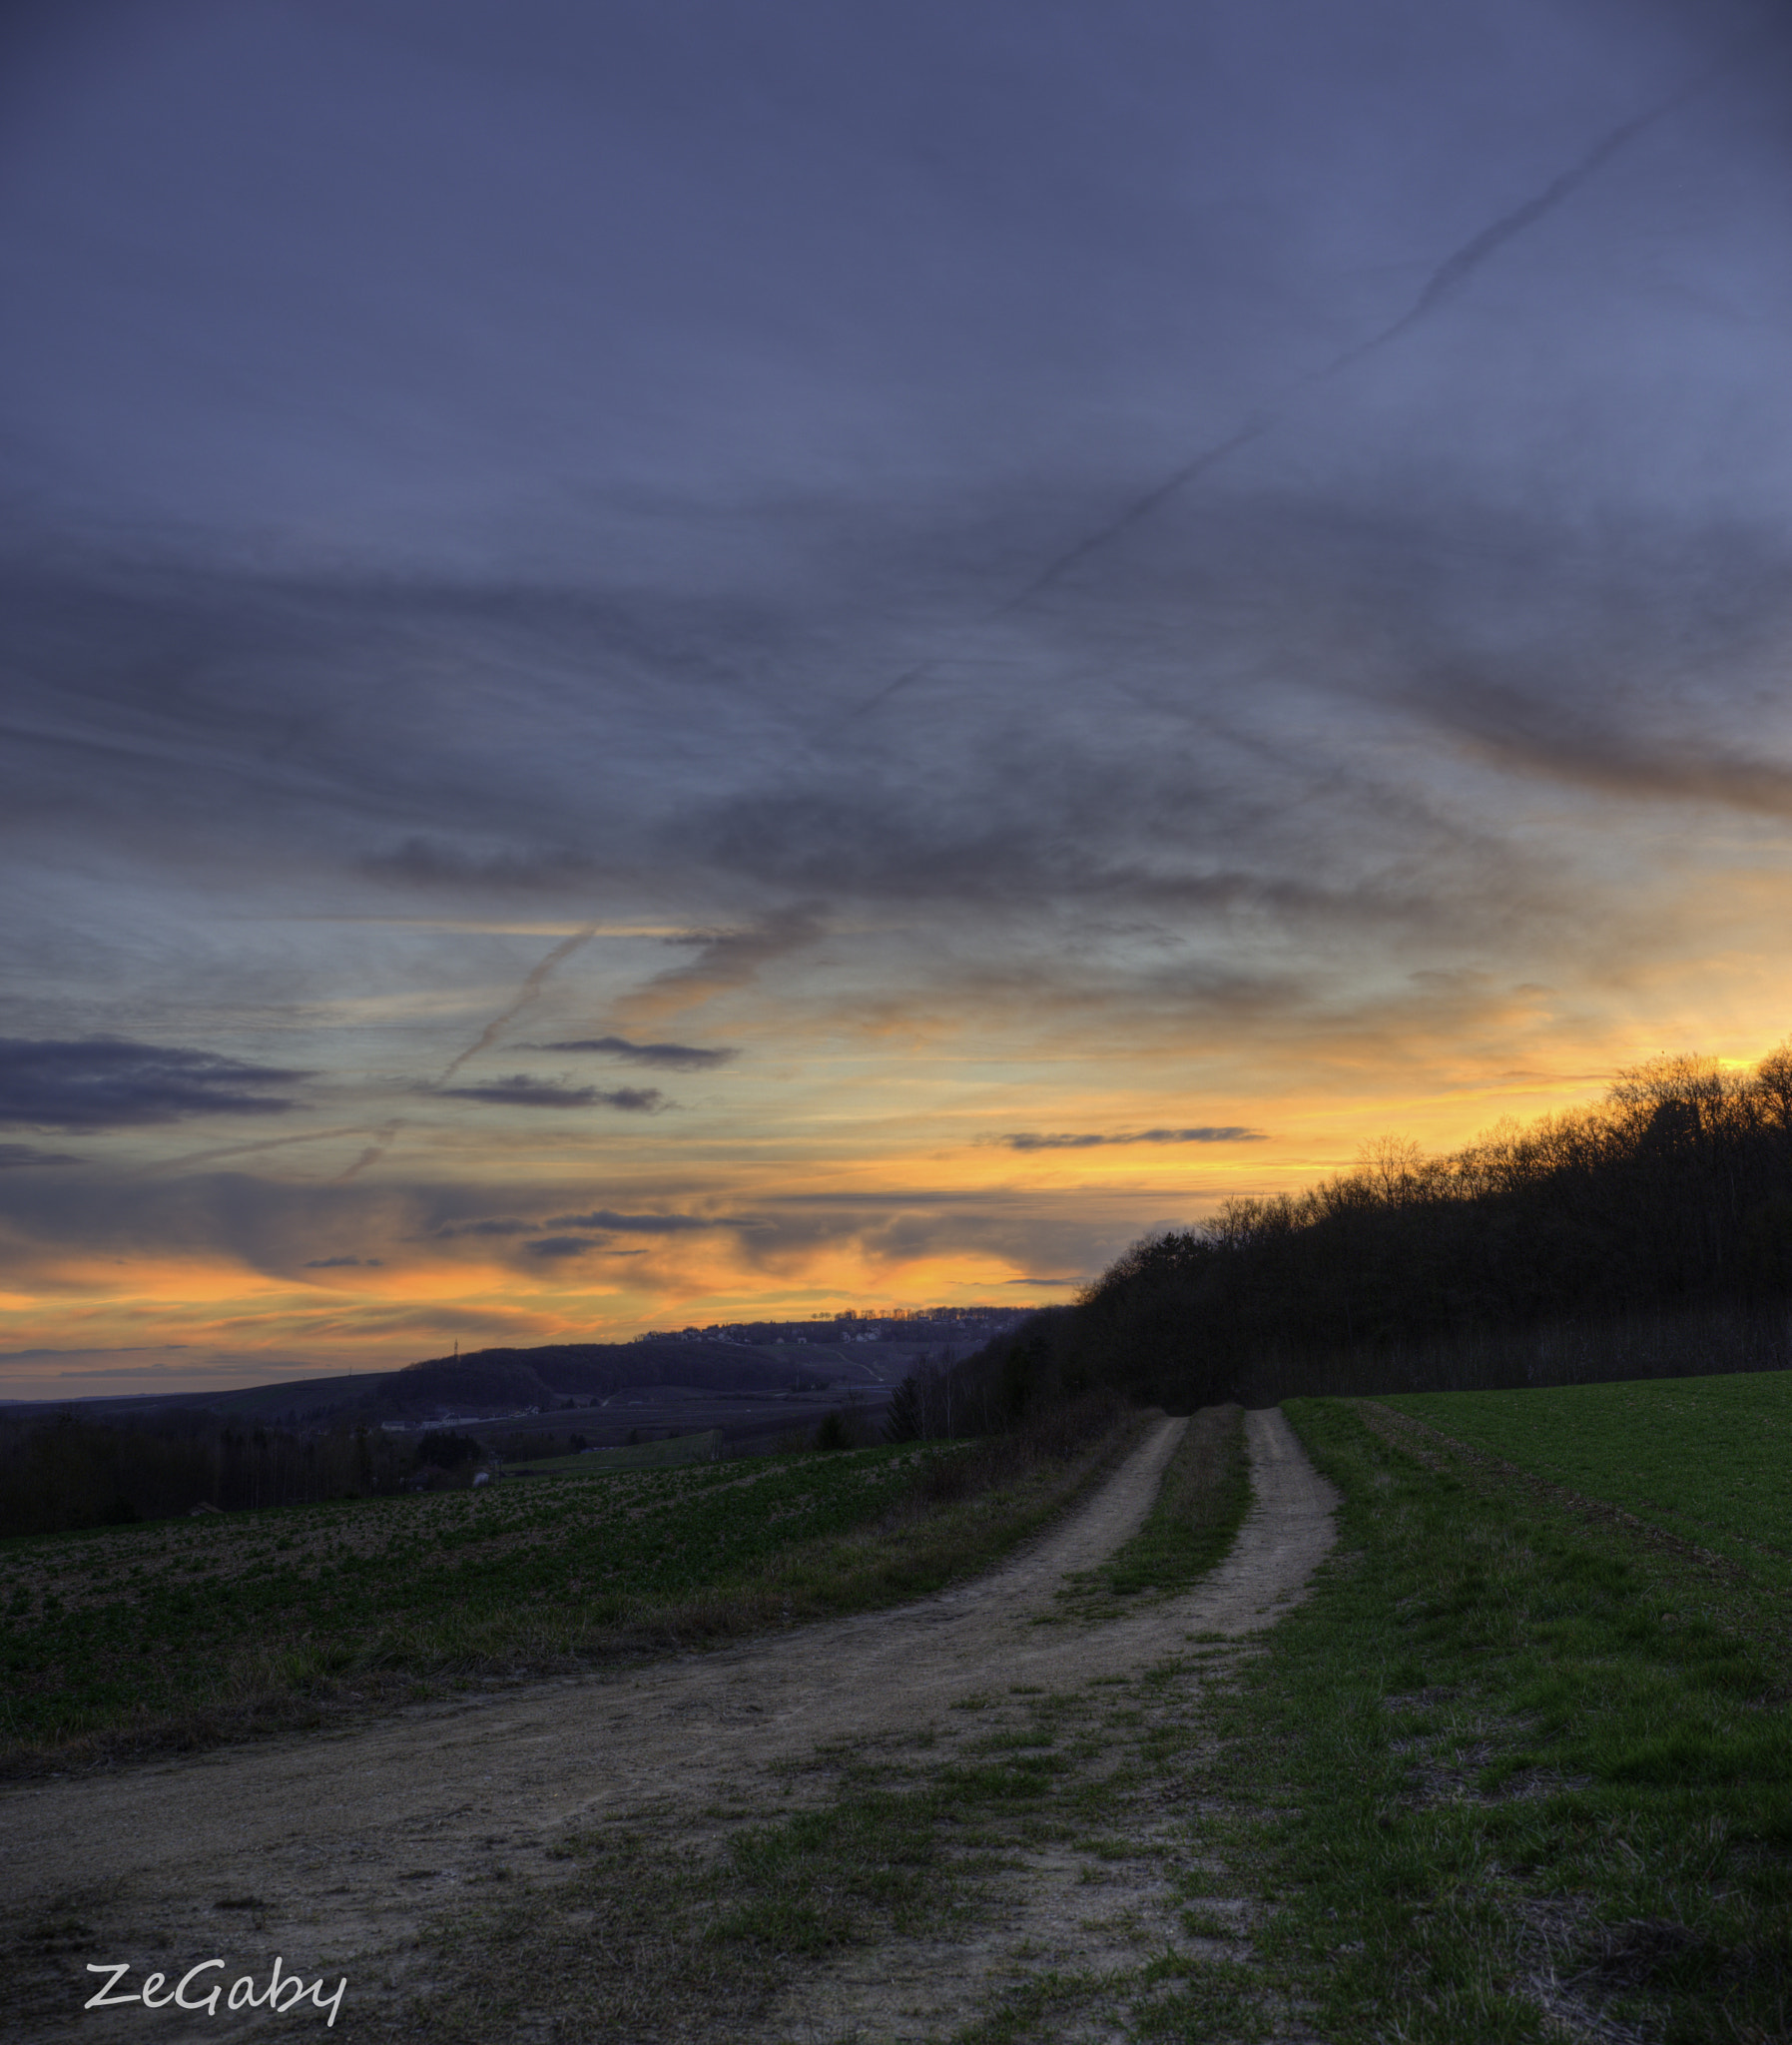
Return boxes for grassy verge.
[0,1404,1144,1775]
[1052,1400,1252,1620]
[1199,1397,1792,2043]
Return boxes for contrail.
[996,417,1275,617]
[325,929,598,1185]
[1323,84,1702,376]
[843,416,1272,727]
[144,1124,372,1173]
[144,932,599,1183]
[836,71,1710,729]
[437,927,598,1084]
[333,1118,403,1183]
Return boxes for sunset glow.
[6,1,1792,1397]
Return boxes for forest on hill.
[953,1046,1792,1419]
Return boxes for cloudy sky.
[4,0,1791,1396]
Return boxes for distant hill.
[378,1340,828,1415]
[0,1335,916,1427]
[0,1372,389,1424]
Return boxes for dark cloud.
[431,1217,540,1239]
[523,1235,605,1259]
[359,836,597,890]
[1413,670,1792,818]
[0,1038,308,1130]
[522,1036,739,1070]
[0,1142,77,1167]
[992,1128,1267,1151]
[435,1076,666,1111]
[539,1209,717,1233]
[302,1255,382,1268]
[428,1207,714,1239]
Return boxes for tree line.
[943,1045,1792,1416]
[0,1411,491,1540]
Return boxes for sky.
[4,0,1792,1398]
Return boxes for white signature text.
[85,1959,346,2026]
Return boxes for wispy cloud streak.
[990,1127,1267,1151]
[333,1120,403,1183]
[841,67,1718,729]
[520,1035,738,1069]
[151,1124,375,1174]
[437,929,598,1084]
[614,911,823,1025]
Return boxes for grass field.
[1217,1392,1792,2042]
[504,1427,724,1473]
[0,1419,1137,1769]
[1387,1370,1792,1582]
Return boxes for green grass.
[503,1427,724,1473]
[1194,1395,1792,2043]
[1387,1370,1792,1583]
[1059,1402,1252,1616]
[1097,1402,1252,1600]
[0,1419,1141,1769]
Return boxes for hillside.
[375,1340,830,1416]
[0,1338,912,1430]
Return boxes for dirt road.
[4,1409,1337,2039]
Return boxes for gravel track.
[2,1408,1338,2039]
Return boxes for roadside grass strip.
[1209,1397,1792,2044]
[1059,1401,1253,1618]
[0,1418,1143,1771]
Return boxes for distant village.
[630,1304,1039,1346]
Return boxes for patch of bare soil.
[0,1411,1338,2041]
